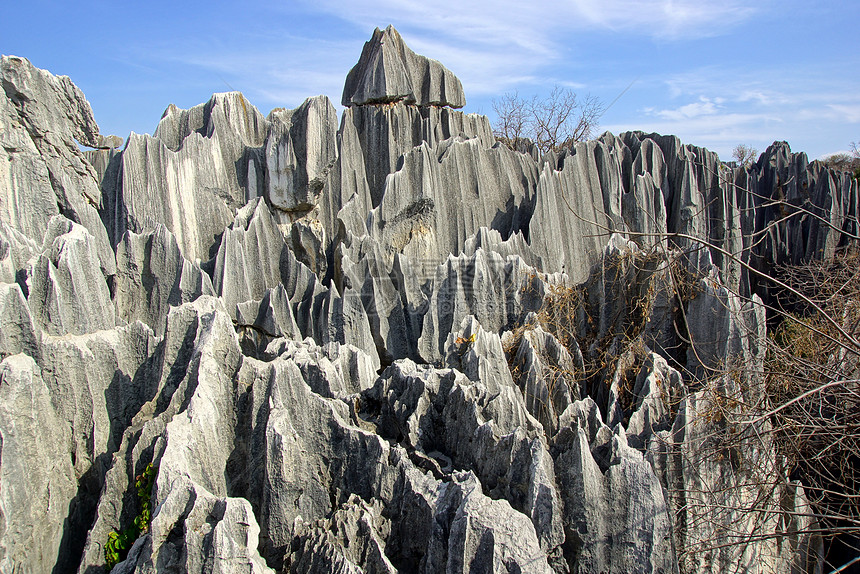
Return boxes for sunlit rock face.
[342,25,466,109]
[1,24,853,573]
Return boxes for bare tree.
[822,153,856,171]
[853,142,860,181]
[492,86,604,154]
[491,91,529,149]
[822,142,860,180]
[732,144,758,167]
[519,157,860,571]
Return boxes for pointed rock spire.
[342,25,466,108]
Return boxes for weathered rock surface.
[753,140,858,269]
[75,296,553,573]
[74,296,238,573]
[97,92,268,262]
[0,354,76,574]
[211,197,378,365]
[265,96,338,214]
[418,248,557,363]
[337,232,420,362]
[154,91,268,206]
[508,323,583,437]
[26,216,116,336]
[342,25,466,108]
[0,221,39,284]
[528,140,626,283]
[1,56,116,276]
[41,321,160,568]
[646,374,821,574]
[109,130,237,261]
[367,137,537,275]
[0,282,40,361]
[362,347,565,567]
[342,102,494,207]
[115,224,215,336]
[0,24,855,574]
[552,398,677,574]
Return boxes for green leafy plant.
[105,463,157,570]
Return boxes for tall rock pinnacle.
[341,25,466,108]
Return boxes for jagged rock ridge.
[1,25,856,574]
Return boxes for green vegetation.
[105,463,157,570]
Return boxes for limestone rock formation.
[0,221,39,284]
[0,354,77,574]
[0,25,854,574]
[0,282,40,361]
[528,140,626,283]
[114,224,215,336]
[0,56,116,276]
[265,96,338,214]
[342,25,466,108]
[418,248,556,363]
[366,137,537,276]
[508,323,583,437]
[26,216,116,336]
[341,101,494,207]
[552,398,676,574]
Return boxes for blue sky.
[3,0,858,160]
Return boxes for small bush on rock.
[105,463,157,570]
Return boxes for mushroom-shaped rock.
[342,25,465,108]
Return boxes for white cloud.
[662,67,860,115]
[567,0,759,39]
[828,104,860,123]
[112,0,774,127]
[738,90,778,106]
[603,62,860,159]
[656,97,721,120]
[290,0,765,98]
[305,0,763,42]
[129,32,358,112]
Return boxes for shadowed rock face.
[0,26,854,574]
